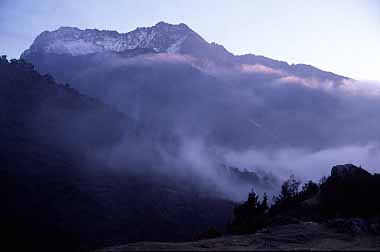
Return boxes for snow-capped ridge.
[25,22,195,56]
[21,22,349,82]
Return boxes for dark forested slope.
[0,57,233,251]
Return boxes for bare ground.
[97,222,380,251]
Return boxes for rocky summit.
[21,22,347,82]
[21,22,197,56]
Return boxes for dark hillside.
[0,57,234,251]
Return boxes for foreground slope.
[99,164,380,251]
[98,222,380,251]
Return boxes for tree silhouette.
[276,175,301,203]
[259,193,269,213]
[229,189,269,234]
[247,189,260,211]
[300,181,319,199]
[1,55,7,64]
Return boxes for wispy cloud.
[238,64,285,76]
[338,79,380,97]
[222,144,380,181]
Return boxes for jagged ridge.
[22,22,196,56]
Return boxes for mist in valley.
[20,50,380,202]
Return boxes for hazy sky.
[1,0,379,80]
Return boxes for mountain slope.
[21,41,380,151]
[20,22,380,185]
[0,58,235,251]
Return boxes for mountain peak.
[154,21,191,30]
[56,26,81,32]
[21,22,348,82]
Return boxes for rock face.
[331,164,372,178]
[320,164,380,218]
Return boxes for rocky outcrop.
[331,164,371,178]
[328,218,370,234]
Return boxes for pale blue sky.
[1,0,379,80]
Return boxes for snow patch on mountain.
[46,39,103,55]
[24,22,194,56]
[167,35,188,54]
